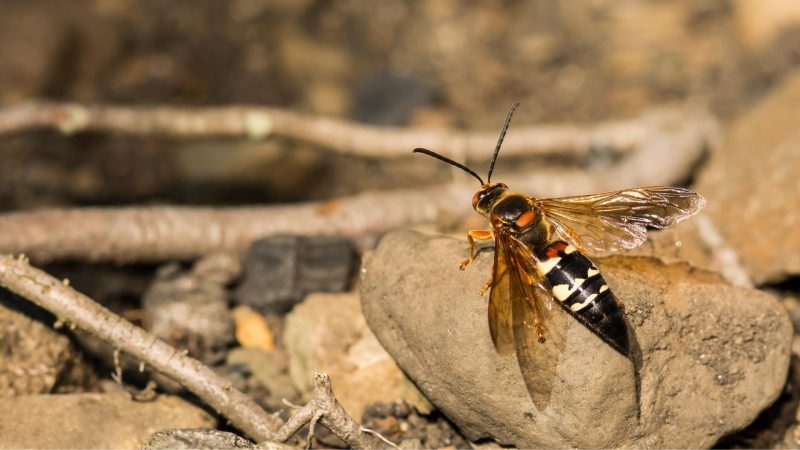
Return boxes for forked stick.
[0,255,389,448]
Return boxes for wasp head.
[472,183,508,217]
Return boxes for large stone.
[695,72,800,284]
[361,230,792,448]
[0,393,216,449]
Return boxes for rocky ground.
[362,231,791,448]
[2,1,800,449]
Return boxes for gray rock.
[235,236,355,314]
[143,253,238,365]
[361,230,792,448]
[0,393,215,449]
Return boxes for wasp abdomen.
[535,241,630,357]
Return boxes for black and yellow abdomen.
[535,240,630,358]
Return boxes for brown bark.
[0,101,704,160]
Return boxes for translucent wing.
[536,186,705,254]
[487,232,515,354]
[491,227,569,410]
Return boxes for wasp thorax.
[494,194,536,227]
[472,183,509,216]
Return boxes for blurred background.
[2,0,799,208]
[2,1,800,448]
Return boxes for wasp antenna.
[413,148,484,185]
[486,102,520,184]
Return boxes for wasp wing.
[487,231,515,354]
[535,186,705,254]
[492,228,569,410]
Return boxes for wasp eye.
[472,192,481,208]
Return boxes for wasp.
[413,103,705,408]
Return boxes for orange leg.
[535,320,545,343]
[479,275,493,296]
[517,266,535,286]
[459,229,494,270]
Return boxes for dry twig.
[0,254,281,442]
[0,255,395,448]
[274,372,385,450]
[694,216,754,288]
[0,105,718,263]
[0,101,696,160]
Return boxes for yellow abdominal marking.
[536,257,561,276]
[570,293,598,311]
[552,279,584,301]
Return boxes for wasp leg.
[479,275,493,296]
[518,267,535,286]
[534,320,545,343]
[459,229,494,270]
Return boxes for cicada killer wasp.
[413,103,705,408]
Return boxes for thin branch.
[0,255,399,448]
[694,215,753,288]
[112,347,123,385]
[0,101,702,160]
[0,107,717,263]
[360,427,401,450]
[274,372,386,450]
[0,254,282,442]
